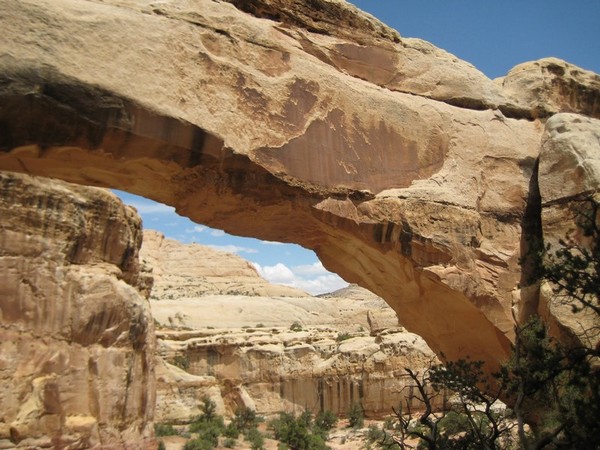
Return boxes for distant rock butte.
[143,232,426,421]
[0,172,155,449]
[1,0,599,379]
[141,230,308,298]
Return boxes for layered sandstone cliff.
[0,172,155,449]
[141,230,435,422]
[0,0,599,378]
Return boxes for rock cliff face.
[0,0,599,376]
[156,326,437,422]
[141,230,434,421]
[0,172,155,449]
[141,230,308,299]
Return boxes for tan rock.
[141,230,308,298]
[157,326,438,420]
[0,172,155,448]
[499,58,600,119]
[155,358,225,424]
[536,113,600,346]
[146,239,429,421]
[0,0,598,383]
[539,113,600,203]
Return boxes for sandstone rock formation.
[141,230,307,299]
[156,326,437,422]
[141,232,421,422]
[0,172,155,449]
[1,0,599,378]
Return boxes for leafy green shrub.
[290,321,303,332]
[383,417,395,430]
[366,424,396,449]
[336,332,351,342]
[223,437,237,448]
[189,415,224,435]
[200,396,217,422]
[224,422,240,439]
[366,424,382,442]
[155,423,178,436]
[245,427,265,450]
[188,397,224,448]
[347,403,364,429]
[314,410,337,434]
[269,411,330,450]
[233,407,259,431]
[183,438,215,450]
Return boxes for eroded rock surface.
[1,0,599,379]
[142,233,421,421]
[141,230,307,299]
[0,172,155,449]
[157,326,437,422]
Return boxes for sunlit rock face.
[142,233,436,421]
[0,172,155,449]
[0,0,599,380]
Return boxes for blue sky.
[115,2,599,295]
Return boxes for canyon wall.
[142,231,438,421]
[0,0,599,376]
[156,326,437,422]
[0,172,156,449]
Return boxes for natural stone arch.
[0,68,516,372]
[2,0,599,377]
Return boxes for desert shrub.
[188,397,224,447]
[155,423,178,436]
[336,332,351,342]
[269,411,331,450]
[224,422,240,439]
[183,438,215,450]
[290,321,303,332]
[314,410,337,434]
[245,427,265,450]
[157,441,166,450]
[223,437,237,448]
[233,406,259,431]
[347,403,364,429]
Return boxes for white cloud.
[255,263,296,284]
[208,245,258,254]
[210,229,226,237]
[253,262,348,295]
[127,201,175,215]
[292,261,329,276]
[260,240,285,246]
[185,225,207,234]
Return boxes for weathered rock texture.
[1,0,599,377]
[0,172,156,449]
[141,233,420,421]
[141,230,307,298]
[157,326,436,422]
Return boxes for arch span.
[0,63,520,371]
[4,0,590,374]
